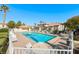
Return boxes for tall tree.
[65,16,79,30]
[22,23,25,25]
[7,20,15,29]
[16,21,22,28]
[0,4,9,27]
[39,21,46,31]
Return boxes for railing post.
[69,31,73,54]
[9,31,14,54]
[71,31,73,54]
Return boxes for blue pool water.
[22,32,57,43]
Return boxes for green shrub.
[0,29,9,54]
[0,38,9,54]
[74,35,79,41]
[0,28,8,32]
[50,30,58,34]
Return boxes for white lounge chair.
[9,31,18,42]
[25,43,32,48]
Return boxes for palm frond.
[0,4,9,12]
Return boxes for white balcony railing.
[12,47,72,54]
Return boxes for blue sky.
[0,4,79,25]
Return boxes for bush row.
[0,28,8,32]
[0,28,9,54]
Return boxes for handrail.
[13,47,72,54]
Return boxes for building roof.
[45,23,63,27]
[0,23,7,25]
[18,25,32,28]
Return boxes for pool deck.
[13,32,35,47]
[12,32,66,49]
[74,41,79,48]
[48,36,66,44]
[12,32,52,48]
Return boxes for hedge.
[0,28,9,54]
[0,28,8,32]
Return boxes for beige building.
[14,25,32,32]
[33,22,65,32]
[18,25,32,31]
[45,23,65,31]
[0,23,7,29]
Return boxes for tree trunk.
[2,12,6,28]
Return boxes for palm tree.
[39,21,46,31]
[0,4,9,27]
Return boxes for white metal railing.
[12,47,72,54]
[69,31,73,54]
[8,31,73,54]
[8,32,14,54]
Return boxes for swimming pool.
[22,32,57,43]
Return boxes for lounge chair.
[58,43,68,49]
[59,42,67,45]
[25,43,32,48]
[45,41,68,49]
[45,42,61,49]
[9,31,18,42]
